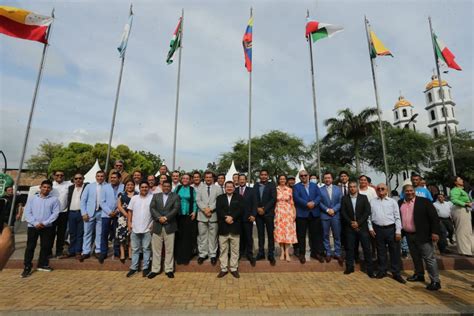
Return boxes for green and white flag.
[166,17,182,64]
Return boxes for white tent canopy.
[84,159,102,184]
[294,161,306,184]
[225,160,238,182]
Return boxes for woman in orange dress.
[274,175,297,261]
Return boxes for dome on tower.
[425,75,448,90]
[394,95,412,109]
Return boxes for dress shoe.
[217,271,228,278]
[401,251,409,259]
[376,272,387,279]
[367,272,376,278]
[426,282,441,291]
[166,272,175,279]
[269,257,276,266]
[407,274,425,282]
[79,254,90,262]
[294,249,300,257]
[231,271,240,278]
[334,256,344,265]
[98,255,105,264]
[325,256,332,263]
[126,269,138,278]
[344,267,354,275]
[248,256,256,267]
[147,272,161,279]
[315,254,324,263]
[299,255,306,264]
[197,256,208,265]
[393,275,406,284]
[255,254,265,261]
[210,257,217,266]
[142,269,150,277]
[120,258,126,264]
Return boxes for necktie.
[343,185,347,196]
[240,186,244,196]
[207,186,210,196]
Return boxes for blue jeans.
[322,216,342,257]
[401,236,409,254]
[68,211,84,255]
[82,210,102,255]
[130,232,151,270]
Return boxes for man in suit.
[293,170,323,264]
[60,173,88,259]
[196,171,221,265]
[399,184,441,291]
[254,169,277,265]
[98,171,124,263]
[216,181,244,278]
[79,170,108,262]
[338,170,351,260]
[319,172,343,264]
[148,181,181,279]
[341,181,374,277]
[236,174,257,266]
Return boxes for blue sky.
[1,0,472,174]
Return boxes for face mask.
[310,179,317,184]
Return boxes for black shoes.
[299,255,306,264]
[407,274,426,282]
[126,269,138,277]
[147,272,160,279]
[217,271,228,278]
[248,256,256,267]
[344,267,354,275]
[197,256,208,265]
[98,254,106,264]
[393,275,406,284]
[210,257,217,266]
[376,272,387,279]
[325,256,332,263]
[166,272,175,279]
[21,267,32,278]
[367,272,376,278]
[426,282,441,291]
[230,271,240,278]
[142,269,150,277]
[79,254,90,262]
[255,254,265,261]
[269,257,276,266]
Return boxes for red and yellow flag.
[0,6,53,43]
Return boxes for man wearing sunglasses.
[369,183,405,284]
[52,170,72,258]
[109,160,130,184]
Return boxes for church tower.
[424,75,458,137]
[393,94,417,131]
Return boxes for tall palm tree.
[324,107,379,174]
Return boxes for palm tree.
[324,107,379,174]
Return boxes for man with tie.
[215,173,226,194]
[196,171,221,265]
[369,183,406,284]
[293,170,323,263]
[338,170,350,256]
[341,181,374,277]
[216,181,244,278]
[79,170,107,262]
[254,169,277,265]
[319,172,343,264]
[148,181,181,279]
[236,174,257,266]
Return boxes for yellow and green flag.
[369,30,392,58]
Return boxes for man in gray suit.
[148,181,181,279]
[196,171,222,265]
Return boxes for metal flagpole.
[8,9,55,228]
[105,5,133,174]
[364,16,390,188]
[172,9,184,171]
[428,16,456,176]
[307,10,322,181]
[248,7,253,182]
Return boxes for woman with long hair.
[449,176,473,257]
[116,180,137,263]
[274,175,297,262]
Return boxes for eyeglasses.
[300,174,308,177]
[115,165,123,168]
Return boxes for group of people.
[15,160,473,290]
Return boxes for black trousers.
[175,215,197,264]
[296,216,324,257]
[256,214,275,257]
[52,211,68,256]
[374,225,401,275]
[345,228,373,274]
[240,220,254,258]
[24,226,54,268]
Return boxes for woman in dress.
[449,176,473,257]
[116,180,137,263]
[274,175,297,262]
[173,174,198,265]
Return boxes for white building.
[392,95,417,131]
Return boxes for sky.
[1,0,473,176]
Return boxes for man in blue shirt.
[400,174,433,202]
[22,180,60,278]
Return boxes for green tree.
[26,140,63,177]
[426,130,474,186]
[324,107,379,174]
[217,130,309,178]
[364,127,433,189]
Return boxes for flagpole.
[105,5,133,174]
[8,9,55,228]
[171,9,184,171]
[307,10,322,181]
[247,7,253,182]
[364,16,390,188]
[428,16,456,176]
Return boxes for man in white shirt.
[52,170,72,257]
[126,182,153,278]
[433,193,455,252]
[171,171,181,191]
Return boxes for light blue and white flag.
[117,14,133,58]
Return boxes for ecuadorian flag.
[242,16,253,72]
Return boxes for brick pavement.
[0,269,473,314]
